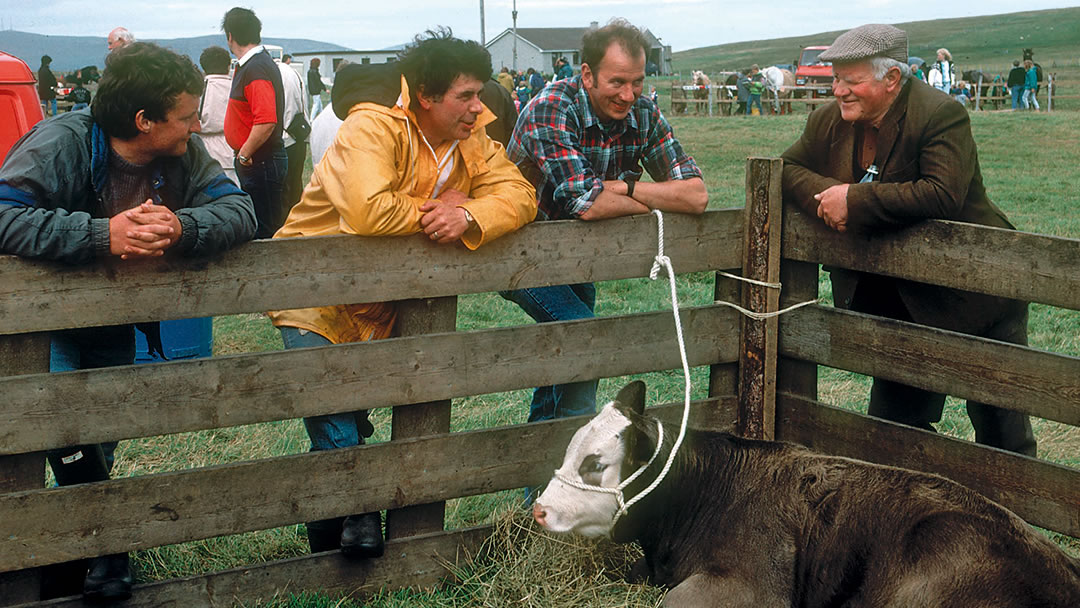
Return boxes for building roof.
[512,28,590,52]
[488,26,665,53]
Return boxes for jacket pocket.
[882,159,919,182]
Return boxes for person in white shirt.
[198,46,238,184]
[279,54,307,208]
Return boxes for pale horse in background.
[691,70,712,110]
[761,65,795,114]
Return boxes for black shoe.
[340,512,384,558]
[305,517,345,553]
[83,553,133,603]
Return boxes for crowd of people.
[903,46,1043,110]
[4,15,1042,605]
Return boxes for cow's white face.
[533,403,634,537]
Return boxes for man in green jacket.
[782,24,1035,457]
[0,42,255,603]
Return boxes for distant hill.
[0,30,351,72]
[673,7,1080,75]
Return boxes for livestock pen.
[0,158,1077,606]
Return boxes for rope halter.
[552,420,666,528]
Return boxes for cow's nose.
[532,502,547,527]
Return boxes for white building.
[290,46,405,86]
[484,23,672,77]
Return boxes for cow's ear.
[614,381,646,415]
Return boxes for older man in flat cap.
[781,24,1036,456]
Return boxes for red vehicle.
[794,45,833,97]
[0,51,44,162]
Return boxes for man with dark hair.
[268,28,536,560]
[1007,59,1026,110]
[277,51,307,211]
[222,6,287,239]
[782,24,1035,456]
[308,57,326,117]
[37,54,58,116]
[502,18,706,441]
[528,66,545,98]
[555,56,573,81]
[0,41,255,602]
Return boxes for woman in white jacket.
[928,48,955,93]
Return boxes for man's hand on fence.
[109,200,182,259]
[814,184,849,232]
[420,189,471,244]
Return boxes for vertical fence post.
[776,205,819,402]
[0,333,49,605]
[736,158,782,440]
[384,297,457,540]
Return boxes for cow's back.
[790,453,1080,608]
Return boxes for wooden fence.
[670,82,832,116]
[970,74,1078,111]
[2,158,1078,606]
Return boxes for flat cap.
[819,24,908,64]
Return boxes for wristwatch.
[237,154,252,166]
[623,177,637,198]
[462,208,477,228]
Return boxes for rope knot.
[650,254,670,280]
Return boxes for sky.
[1,1,1076,52]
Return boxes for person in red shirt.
[222,7,287,238]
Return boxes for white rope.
[715,297,823,321]
[555,210,821,531]
[608,210,694,525]
[716,270,781,289]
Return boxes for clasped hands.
[108,200,182,259]
[814,183,850,232]
[420,188,472,244]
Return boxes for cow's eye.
[579,454,606,480]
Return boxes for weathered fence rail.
[2,158,1077,606]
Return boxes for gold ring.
[432,231,439,239]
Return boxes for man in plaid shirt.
[502,19,707,444]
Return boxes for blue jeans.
[49,325,135,478]
[278,327,374,451]
[747,93,762,115]
[1010,85,1023,109]
[236,144,289,239]
[499,283,598,422]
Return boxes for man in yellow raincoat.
[269,29,536,559]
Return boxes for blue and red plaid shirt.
[507,75,702,220]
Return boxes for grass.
[106,107,1079,604]
[671,7,1080,75]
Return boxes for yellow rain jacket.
[268,75,537,344]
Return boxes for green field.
[668,7,1080,113]
[671,7,1080,75]
[103,106,1080,606]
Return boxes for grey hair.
[870,56,912,82]
[114,27,135,43]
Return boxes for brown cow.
[534,381,1080,607]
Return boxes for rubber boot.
[47,444,109,486]
[306,517,345,553]
[340,512,384,558]
[83,553,133,603]
[43,444,111,600]
[39,560,90,600]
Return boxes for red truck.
[0,51,44,162]
[794,45,833,98]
